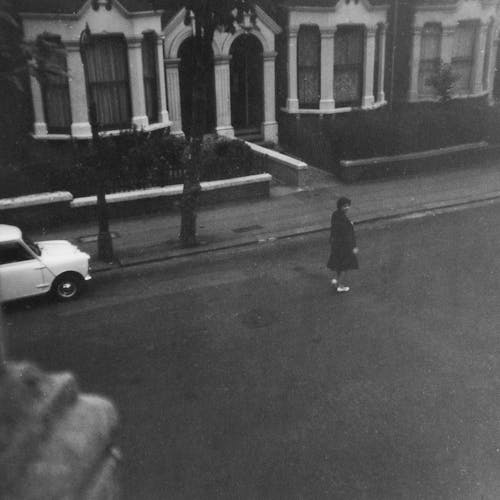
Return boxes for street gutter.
[89,193,500,274]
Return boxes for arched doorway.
[178,37,216,137]
[230,34,263,133]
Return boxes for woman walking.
[327,197,359,292]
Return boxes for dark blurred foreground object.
[0,362,120,499]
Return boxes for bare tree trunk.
[179,136,202,247]
[179,23,210,248]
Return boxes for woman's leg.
[332,270,341,286]
[337,271,350,292]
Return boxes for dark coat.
[327,209,359,272]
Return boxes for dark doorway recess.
[230,34,263,132]
[178,37,216,137]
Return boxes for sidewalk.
[32,156,500,272]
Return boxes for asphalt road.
[5,201,500,500]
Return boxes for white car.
[0,224,91,302]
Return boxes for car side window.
[0,243,35,265]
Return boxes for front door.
[230,34,263,132]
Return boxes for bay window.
[142,32,159,124]
[297,25,321,109]
[334,26,364,108]
[84,35,131,130]
[483,20,494,91]
[41,36,71,133]
[452,21,477,95]
[418,23,442,97]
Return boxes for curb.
[89,193,500,273]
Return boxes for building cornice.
[414,0,497,13]
[282,0,389,13]
[20,0,162,21]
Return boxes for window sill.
[281,101,387,115]
[415,90,490,102]
[32,133,72,141]
[32,122,171,141]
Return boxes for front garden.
[0,131,262,199]
[279,96,500,178]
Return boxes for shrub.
[427,62,460,103]
[0,130,263,198]
[199,135,258,181]
[280,96,490,170]
[70,130,189,196]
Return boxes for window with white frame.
[418,23,442,97]
[142,32,159,124]
[483,20,494,91]
[41,35,72,133]
[452,21,477,94]
[297,25,321,109]
[334,26,364,108]
[84,35,132,130]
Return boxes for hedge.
[0,131,262,198]
[279,96,492,173]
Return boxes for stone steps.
[235,128,265,145]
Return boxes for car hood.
[37,240,83,257]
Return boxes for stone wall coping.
[71,186,182,208]
[71,174,272,208]
[246,143,308,170]
[0,191,73,210]
[201,174,272,191]
[340,141,489,168]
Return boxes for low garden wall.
[0,174,272,230]
[0,191,73,229]
[339,141,490,182]
[247,142,308,187]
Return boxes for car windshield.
[23,234,41,256]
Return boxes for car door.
[0,242,48,301]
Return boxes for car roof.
[0,225,22,243]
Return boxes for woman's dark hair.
[337,196,351,210]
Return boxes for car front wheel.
[52,273,84,301]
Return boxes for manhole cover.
[78,231,120,243]
[239,308,277,329]
[232,224,263,234]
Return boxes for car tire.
[52,273,84,301]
